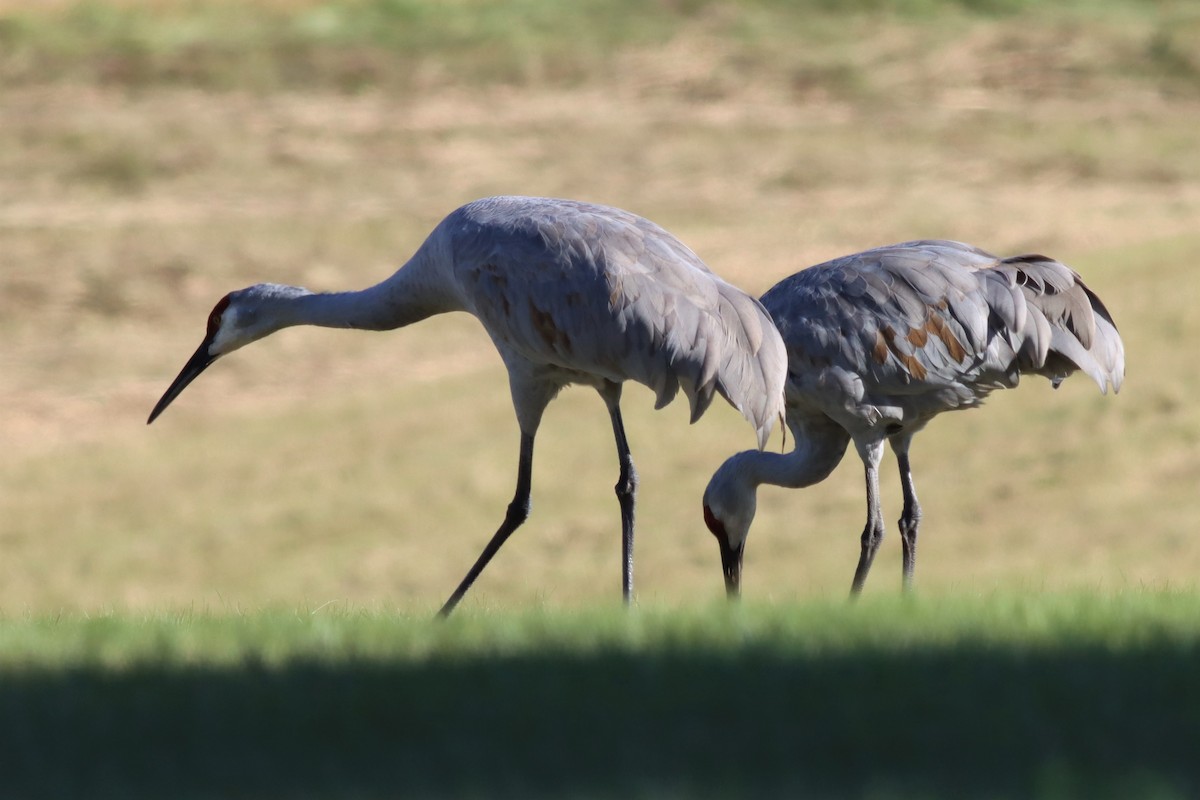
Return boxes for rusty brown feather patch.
[872,330,890,365]
[877,326,929,380]
[529,300,573,353]
[925,315,967,362]
[480,266,511,316]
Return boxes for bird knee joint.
[861,525,884,548]
[615,466,638,498]
[899,510,922,537]
[506,498,531,525]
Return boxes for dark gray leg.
[892,437,922,592]
[604,388,638,604]
[850,440,886,597]
[438,431,535,618]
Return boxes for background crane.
[147,195,787,616]
[702,239,1125,597]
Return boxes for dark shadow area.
[1,641,1197,798]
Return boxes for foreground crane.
[702,239,1124,597]
[148,195,786,615]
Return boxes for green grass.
[2,4,1199,793]
[2,592,1198,798]
[1,0,1197,95]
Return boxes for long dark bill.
[147,338,218,424]
[719,539,745,600]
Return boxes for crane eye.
[207,295,232,337]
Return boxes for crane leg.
[850,440,885,597]
[894,447,922,592]
[437,431,535,618]
[605,397,638,605]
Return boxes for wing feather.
[760,239,1124,428]
[451,196,786,446]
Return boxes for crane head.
[702,457,757,599]
[147,284,306,424]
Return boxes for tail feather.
[1046,326,1107,391]
[709,286,787,449]
[990,255,1125,394]
[666,281,786,449]
[1079,281,1125,393]
[1091,310,1125,394]
[1018,301,1053,373]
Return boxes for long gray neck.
[728,431,848,492]
[288,241,463,332]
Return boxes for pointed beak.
[147,338,218,424]
[719,538,745,599]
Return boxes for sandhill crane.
[702,240,1124,597]
[148,195,787,616]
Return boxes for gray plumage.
[444,197,785,445]
[148,195,787,615]
[702,239,1124,597]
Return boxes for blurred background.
[1,0,1197,613]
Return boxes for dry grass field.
[2,0,1199,614]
